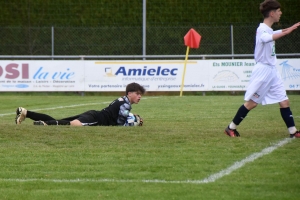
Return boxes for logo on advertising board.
[105,68,116,77]
[102,64,179,83]
[0,63,30,88]
[104,66,178,77]
[211,69,246,90]
[280,60,300,80]
[0,62,77,90]
[213,70,239,82]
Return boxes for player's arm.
[117,103,131,126]
[119,103,143,126]
[119,103,130,117]
[272,22,300,41]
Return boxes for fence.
[1,25,300,59]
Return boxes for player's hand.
[290,22,300,30]
[285,22,300,34]
[139,116,143,126]
[134,114,143,126]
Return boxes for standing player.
[15,82,145,126]
[224,0,300,138]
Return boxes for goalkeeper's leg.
[16,107,56,124]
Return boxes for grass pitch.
[0,94,299,200]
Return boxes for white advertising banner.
[84,60,208,91]
[0,59,299,91]
[277,59,300,90]
[0,61,85,91]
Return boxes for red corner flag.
[180,28,201,97]
[184,28,201,48]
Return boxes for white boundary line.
[0,97,157,117]
[0,102,110,117]
[0,138,292,184]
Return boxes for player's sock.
[229,122,237,130]
[44,120,70,125]
[232,104,250,126]
[26,111,55,121]
[280,107,296,134]
[288,127,297,135]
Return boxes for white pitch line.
[0,102,110,117]
[0,97,154,117]
[198,137,292,183]
[0,138,292,184]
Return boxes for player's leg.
[229,99,257,129]
[225,63,272,137]
[70,119,83,126]
[225,101,253,137]
[65,110,99,126]
[35,118,100,126]
[278,99,298,137]
[33,110,99,126]
[267,74,300,137]
[33,113,81,126]
[15,107,56,124]
[33,119,71,126]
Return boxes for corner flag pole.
[180,28,201,97]
[180,46,190,97]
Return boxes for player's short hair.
[126,82,146,95]
[260,0,281,18]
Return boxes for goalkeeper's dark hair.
[260,0,281,18]
[126,82,146,95]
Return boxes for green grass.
[0,94,299,200]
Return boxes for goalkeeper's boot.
[290,131,300,138]
[33,120,48,126]
[15,107,27,124]
[224,126,240,137]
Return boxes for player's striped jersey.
[100,95,131,126]
[60,96,131,126]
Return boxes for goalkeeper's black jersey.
[60,95,131,126]
[99,95,132,126]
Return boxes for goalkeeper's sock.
[27,111,55,121]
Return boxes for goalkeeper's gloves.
[134,114,143,126]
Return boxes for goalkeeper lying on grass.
[15,82,145,127]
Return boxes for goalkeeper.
[15,82,145,126]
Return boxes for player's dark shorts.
[61,110,107,126]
